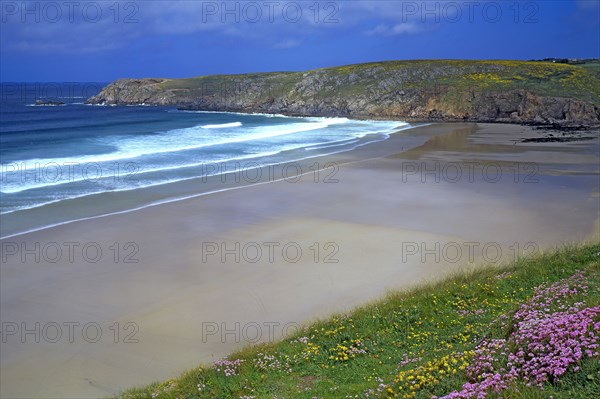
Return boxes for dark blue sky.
[1,0,599,81]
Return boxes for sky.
[1,0,599,82]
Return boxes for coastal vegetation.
[87,60,600,127]
[88,60,600,127]
[119,244,600,399]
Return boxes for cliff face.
[87,60,600,126]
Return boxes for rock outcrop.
[35,99,65,106]
[86,60,600,127]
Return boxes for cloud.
[2,1,438,55]
[273,39,302,49]
[366,23,423,36]
[0,1,142,54]
[0,1,321,54]
[2,0,583,56]
[576,0,600,10]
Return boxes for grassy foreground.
[121,244,600,399]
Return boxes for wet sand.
[1,123,599,398]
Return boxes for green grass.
[118,244,600,399]
[329,60,600,105]
[149,60,600,107]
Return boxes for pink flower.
[439,272,600,399]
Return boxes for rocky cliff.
[87,60,600,127]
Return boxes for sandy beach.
[1,123,599,398]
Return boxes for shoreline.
[159,104,600,129]
[2,118,598,240]
[1,122,599,398]
[0,121,429,239]
[177,107,600,130]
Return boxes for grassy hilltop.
[88,60,600,126]
[118,244,600,399]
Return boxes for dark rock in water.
[35,99,65,106]
[521,136,596,143]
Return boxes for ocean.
[0,83,413,237]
